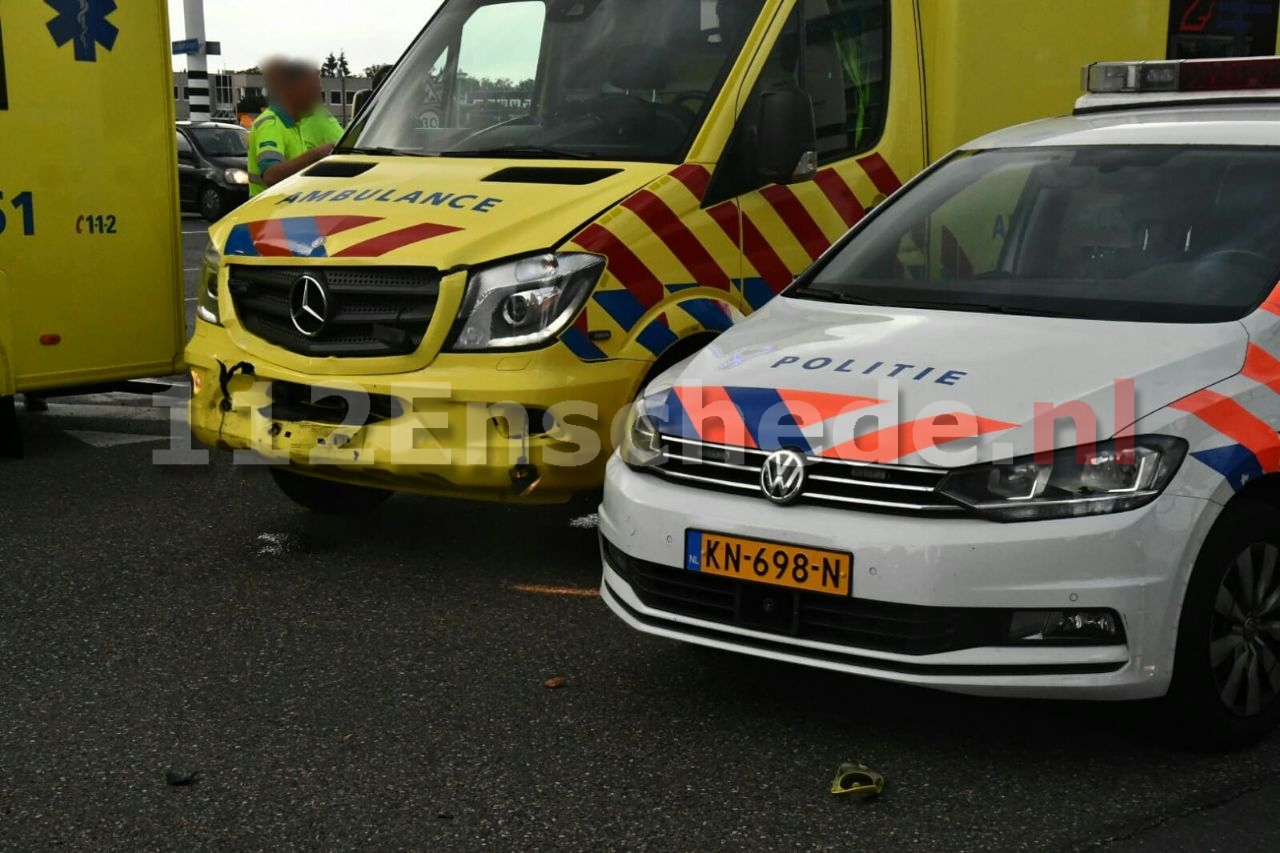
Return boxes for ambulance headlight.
[196,241,222,326]
[447,253,605,351]
[939,436,1187,522]
[619,399,665,469]
[224,168,250,186]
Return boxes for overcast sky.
[167,0,444,74]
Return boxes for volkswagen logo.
[288,275,330,338]
[760,448,808,505]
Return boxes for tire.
[269,467,393,515]
[1167,499,1280,751]
[199,184,228,222]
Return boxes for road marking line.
[65,430,167,448]
[43,402,181,424]
[511,584,601,598]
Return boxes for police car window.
[343,0,768,163]
[801,146,1280,324]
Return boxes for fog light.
[1009,610,1122,642]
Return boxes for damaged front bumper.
[185,322,645,503]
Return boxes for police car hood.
[213,156,669,263]
[654,296,1249,467]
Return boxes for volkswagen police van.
[603,57,1280,749]
[185,0,1176,510]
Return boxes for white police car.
[602,58,1280,749]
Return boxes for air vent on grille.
[304,161,377,178]
[483,166,623,185]
[228,266,441,357]
[650,435,964,514]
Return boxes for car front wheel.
[1169,500,1280,750]
[269,467,394,515]
[199,184,228,222]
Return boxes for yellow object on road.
[0,0,185,409]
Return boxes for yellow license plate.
[685,531,852,597]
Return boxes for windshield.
[190,126,248,158]
[342,0,767,162]
[798,146,1280,324]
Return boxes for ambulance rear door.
[0,0,184,396]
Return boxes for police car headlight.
[196,241,223,326]
[939,436,1187,522]
[619,399,665,469]
[447,253,605,351]
[224,168,250,186]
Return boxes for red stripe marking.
[707,203,792,292]
[814,170,866,229]
[776,390,882,428]
[675,386,757,449]
[760,185,830,261]
[1173,389,1280,471]
[822,414,1016,464]
[573,308,590,335]
[622,190,731,291]
[1244,344,1280,395]
[574,223,665,309]
[706,201,741,243]
[312,215,382,237]
[332,222,461,258]
[857,153,903,197]
[1261,282,1280,315]
[670,165,711,202]
[250,219,292,257]
[741,215,794,292]
[941,226,974,279]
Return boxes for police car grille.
[228,266,441,357]
[652,436,964,514]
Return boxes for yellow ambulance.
[187,0,1265,511]
[0,0,185,453]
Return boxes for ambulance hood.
[216,157,670,264]
[657,297,1249,467]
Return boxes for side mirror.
[352,89,374,120]
[177,150,197,165]
[756,84,818,185]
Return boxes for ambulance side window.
[794,0,890,164]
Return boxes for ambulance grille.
[651,436,964,514]
[227,266,441,357]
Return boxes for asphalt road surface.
[2,227,1279,852]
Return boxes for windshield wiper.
[788,287,884,306]
[439,144,592,160]
[336,146,426,157]
[891,299,1073,318]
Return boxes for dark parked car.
[176,122,250,222]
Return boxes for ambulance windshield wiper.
[337,146,426,157]
[439,144,593,160]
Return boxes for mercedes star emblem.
[289,275,330,338]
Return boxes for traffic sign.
[171,38,200,55]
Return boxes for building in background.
[174,71,372,125]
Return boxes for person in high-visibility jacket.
[300,65,345,150]
[247,59,336,197]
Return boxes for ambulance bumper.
[185,322,644,502]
